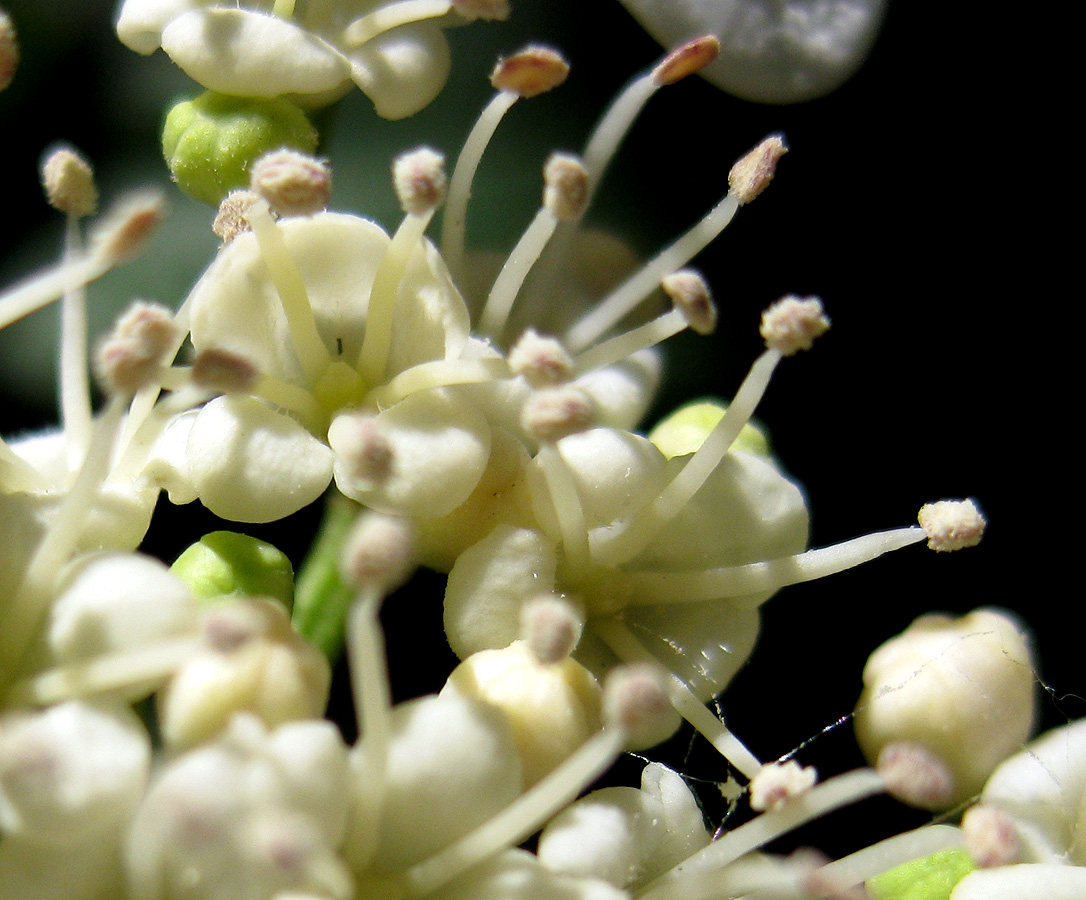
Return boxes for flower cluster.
[0,5,1074,900]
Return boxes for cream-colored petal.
[187,395,333,523]
[161,8,351,98]
[443,525,558,660]
[346,22,451,119]
[115,0,198,54]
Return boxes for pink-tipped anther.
[917,499,986,552]
[652,35,721,86]
[490,46,569,97]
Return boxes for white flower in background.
[615,0,888,103]
[116,0,508,118]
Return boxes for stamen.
[88,189,165,266]
[94,300,178,396]
[365,357,511,408]
[626,525,928,604]
[477,153,587,340]
[249,149,331,218]
[534,443,592,573]
[441,46,569,278]
[41,147,98,218]
[760,294,830,355]
[663,269,716,334]
[592,617,763,778]
[651,35,721,86]
[749,760,818,812]
[876,741,956,810]
[342,0,453,47]
[728,134,788,205]
[328,413,394,491]
[521,385,595,445]
[808,824,965,896]
[213,190,259,242]
[246,198,331,385]
[507,329,575,387]
[918,498,986,551]
[190,348,260,395]
[602,662,680,750]
[961,805,1021,868]
[638,768,887,900]
[520,594,584,664]
[357,148,446,383]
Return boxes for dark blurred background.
[0,0,1063,859]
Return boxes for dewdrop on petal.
[441,639,603,785]
[41,146,98,218]
[729,134,788,205]
[249,149,331,218]
[918,499,987,552]
[94,299,178,395]
[855,608,1035,810]
[760,294,830,355]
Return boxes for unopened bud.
[520,594,584,665]
[249,149,331,217]
[95,300,177,394]
[508,329,575,387]
[542,153,589,221]
[521,386,595,443]
[855,608,1035,810]
[0,12,17,92]
[191,348,259,394]
[452,0,510,20]
[393,147,446,215]
[603,663,680,751]
[170,531,294,608]
[339,512,415,594]
[918,499,986,552]
[729,134,787,205]
[663,269,716,335]
[212,190,259,241]
[877,741,956,811]
[652,35,721,86]
[490,46,569,97]
[760,294,830,355]
[41,147,98,218]
[90,191,165,265]
[961,804,1021,868]
[749,760,817,812]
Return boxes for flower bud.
[648,399,769,459]
[163,91,318,205]
[170,531,295,608]
[854,608,1036,809]
[442,639,602,786]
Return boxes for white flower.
[115,0,489,118]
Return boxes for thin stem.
[811,824,964,894]
[342,0,451,46]
[477,207,557,341]
[573,307,687,376]
[0,253,110,331]
[59,215,92,461]
[537,444,591,573]
[365,357,510,409]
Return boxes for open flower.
[116,0,507,118]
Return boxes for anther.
[393,146,447,215]
[542,153,589,221]
[749,760,818,812]
[249,149,331,218]
[917,499,986,552]
[339,512,416,595]
[759,294,830,355]
[652,35,721,86]
[521,385,595,443]
[212,190,260,242]
[602,662,681,751]
[663,269,717,335]
[876,741,955,811]
[95,300,178,395]
[490,45,570,97]
[90,190,166,265]
[190,348,260,395]
[961,804,1021,868]
[329,413,395,491]
[508,329,575,387]
[41,147,98,218]
[520,594,584,665]
[728,135,788,205]
[452,0,510,20]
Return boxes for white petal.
[115,0,197,54]
[161,8,351,97]
[330,389,489,518]
[951,864,1086,900]
[145,409,200,506]
[574,349,661,431]
[439,850,631,900]
[443,525,558,659]
[187,395,333,523]
[346,22,451,119]
[617,0,887,103]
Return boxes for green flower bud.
[648,399,769,459]
[162,91,318,205]
[867,847,974,900]
[170,531,294,610]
